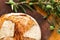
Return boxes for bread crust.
[0,13,36,40]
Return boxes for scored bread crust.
[0,13,41,40]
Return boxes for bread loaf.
[0,13,41,40]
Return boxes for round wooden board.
[0,0,51,40]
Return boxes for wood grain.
[0,0,51,40]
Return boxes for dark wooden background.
[0,0,51,40]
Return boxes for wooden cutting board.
[0,0,51,40]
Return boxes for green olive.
[58,29,60,34]
[29,2,33,5]
[46,5,52,9]
[50,25,55,30]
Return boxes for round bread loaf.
[0,13,41,40]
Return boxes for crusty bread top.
[0,13,41,40]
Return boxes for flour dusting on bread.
[0,20,15,39]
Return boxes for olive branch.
[6,0,60,33]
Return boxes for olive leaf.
[23,4,34,12]
[30,0,38,2]
[18,5,26,13]
[5,0,19,12]
[5,0,15,4]
[19,0,26,2]
[13,4,19,12]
